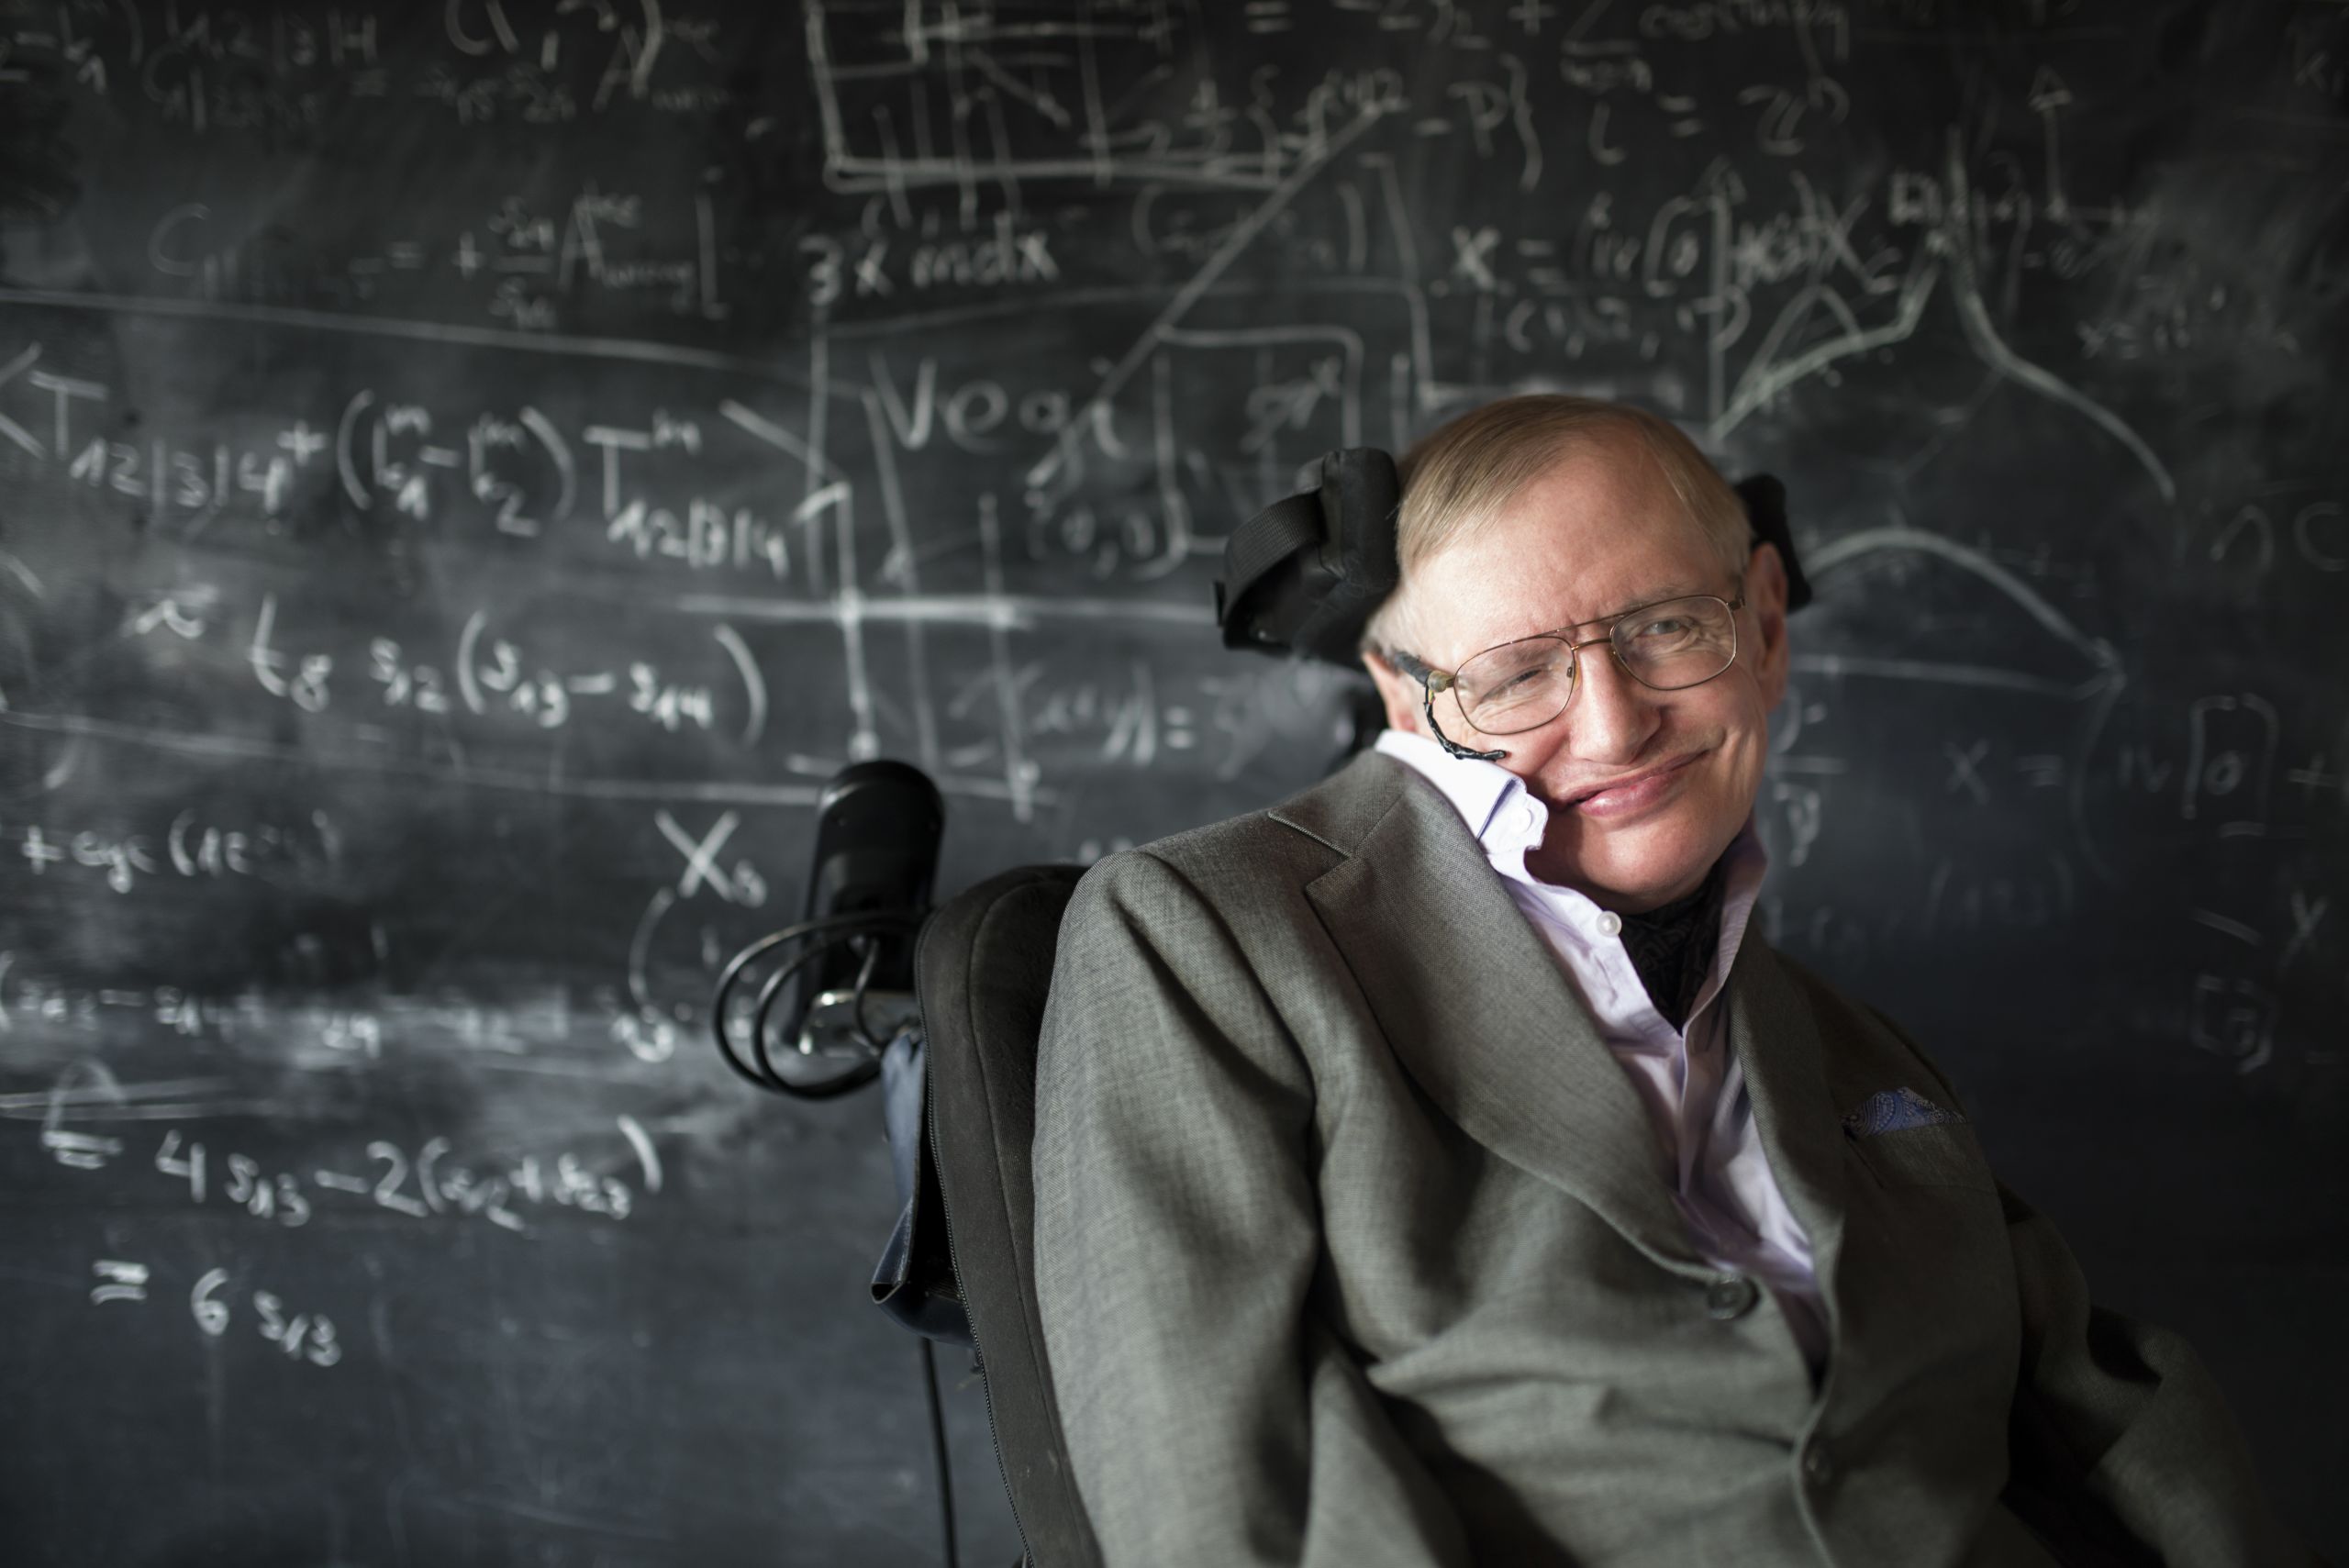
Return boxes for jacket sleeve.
[1030,849,1470,1568]
[1996,1179,2316,1568]
[1869,1006,2311,1566]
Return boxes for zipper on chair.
[927,1048,1037,1567]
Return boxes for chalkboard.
[1,1,2342,1562]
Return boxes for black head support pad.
[1214,448,1403,665]
[1732,472,1813,616]
[1215,450,1812,666]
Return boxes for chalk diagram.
[1774,520,2126,918]
[0,4,2283,1077]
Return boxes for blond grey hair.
[1364,395,1750,655]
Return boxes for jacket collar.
[1723,940,1850,1339]
[1276,753,1849,1318]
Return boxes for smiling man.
[1030,395,2303,1567]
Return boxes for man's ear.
[1361,648,1427,736]
[1744,539,1792,710]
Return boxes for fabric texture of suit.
[1030,751,2308,1568]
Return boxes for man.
[1030,395,2305,1566]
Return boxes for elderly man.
[1030,395,2303,1566]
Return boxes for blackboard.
[2,1,2342,1562]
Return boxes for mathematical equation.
[41,1118,652,1236]
[238,595,769,747]
[0,348,811,569]
[0,336,1264,598]
[0,806,339,895]
[0,960,588,1063]
[88,1257,343,1369]
[0,0,718,128]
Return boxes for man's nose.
[1567,644,1664,763]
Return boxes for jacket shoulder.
[1096,750,1408,887]
[1076,803,1333,914]
[1058,752,1413,954]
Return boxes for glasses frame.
[1386,589,1747,762]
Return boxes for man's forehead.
[1445,575,1717,653]
[1412,505,1725,656]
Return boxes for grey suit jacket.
[1030,752,2306,1568]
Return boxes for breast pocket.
[1845,1120,1998,1195]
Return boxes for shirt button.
[1517,803,1543,836]
[1801,1438,1838,1486]
[1703,1274,1760,1320]
[1594,910,1622,938]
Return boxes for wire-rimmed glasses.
[1387,591,1745,761]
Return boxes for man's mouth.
[1562,752,1702,813]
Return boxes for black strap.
[1734,473,1811,611]
[1220,492,1324,608]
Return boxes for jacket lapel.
[1282,758,1713,1275]
[1722,941,1850,1335]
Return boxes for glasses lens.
[1615,596,1737,689]
[1453,638,1573,735]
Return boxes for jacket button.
[1801,1438,1838,1485]
[1704,1274,1760,1320]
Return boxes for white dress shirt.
[1374,728,1828,1372]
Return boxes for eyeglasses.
[1386,591,1745,762]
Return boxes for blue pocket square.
[1842,1086,1965,1137]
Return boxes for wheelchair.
[710,762,1104,1568]
[704,457,1809,1565]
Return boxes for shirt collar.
[1373,725,1771,964]
[1373,728,1540,862]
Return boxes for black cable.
[715,938,827,1092]
[748,940,853,1093]
[918,1337,960,1568]
[710,911,917,1049]
[709,937,824,1091]
[707,912,921,1098]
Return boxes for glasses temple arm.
[1383,649,1507,763]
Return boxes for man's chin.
[1536,811,1726,905]
[1544,830,1724,913]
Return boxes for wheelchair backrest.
[917,863,1106,1568]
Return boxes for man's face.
[1369,440,1790,913]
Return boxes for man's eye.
[1633,617,1691,639]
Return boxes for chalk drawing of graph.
[807,0,1288,191]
